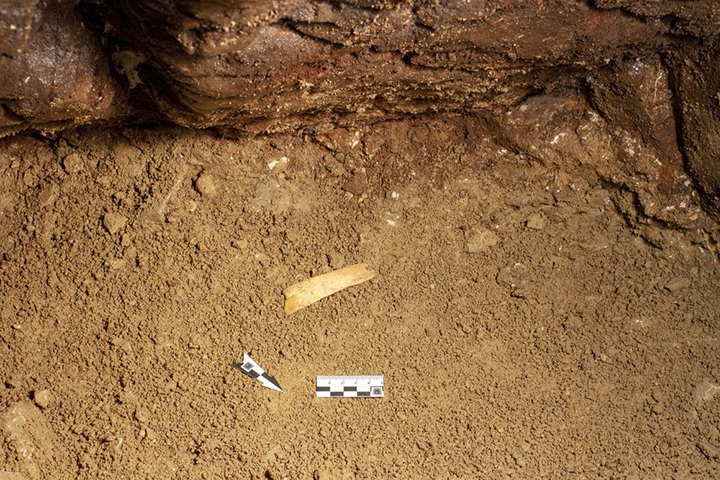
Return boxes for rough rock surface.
[0,1,134,136]
[103,0,720,134]
[1,0,720,217]
[668,45,720,221]
[110,0,669,130]
[0,0,717,133]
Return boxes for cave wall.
[668,47,720,221]
[0,1,133,133]
[0,0,719,219]
[110,0,669,130]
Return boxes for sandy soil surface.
[1,120,719,479]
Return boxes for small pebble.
[526,213,545,230]
[496,263,530,291]
[314,470,332,480]
[62,153,83,174]
[231,239,248,249]
[103,212,127,234]
[34,389,51,409]
[38,184,58,207]
[195,171,216,197]
[665,276,691,292]
[342,172,367,196]
[23,169,37,187]
[327,252,345,268]
[467,228,500,253]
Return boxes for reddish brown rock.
[111,0,671,131]
[668,45,720,222]
[0,1,719,215]
[594,0,720,38]
[0,1,718,136]
[342,172,368,196]
[0,0,133,137]
[0,0,37,57]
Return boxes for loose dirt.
[1,119,719,479]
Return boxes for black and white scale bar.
[316,375,384,398]
[232,353,283,392]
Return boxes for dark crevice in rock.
[283,20,349,48]
[664,52,700,206]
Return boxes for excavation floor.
[1,123,719,479]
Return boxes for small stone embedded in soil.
[33,390,51,409]
[254,252,271,267]
[694,382,720,403]
[144,427,157,441]
[467,228,500,253]
[108,257,125,269]
[665,276,691,292]
[342,172,368,195]
[111,437,124,451]
[62,153,83,174]
[327,252,345,268]
[313,469,332,480]
[134,407,149,424]
[194,171,216,197]
[231,239,248,249]
[606,345,620,358]
[496,263,531,291]
[526,213,545,230]
[22,169,37,187]
[38,184,58,208]
[103,212,127,234]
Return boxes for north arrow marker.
[232,353,283,392]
